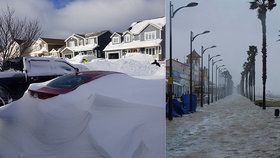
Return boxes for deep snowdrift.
[0,74,165,158]
[69,54,165,80]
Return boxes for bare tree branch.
[0,6,42,70]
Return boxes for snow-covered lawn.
[167,94,280,158]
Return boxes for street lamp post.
[216,65,225,101]
[207,54,220,104]
[200,45,216,107]
[168,1,198,121]
[189,30,210,112]
[211,59,222,103]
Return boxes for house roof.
[187,50,201,58]
[40,38,65,45]
[63,44,98,52]
[76,34,85,38]
[14,39,24,45]
[129,17,166,35]
[110,32,123,38]
[104,39,162,51]
[85,30,110,38]
[122,31,131,36]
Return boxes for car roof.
[73,71,122,79]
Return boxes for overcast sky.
[166,0,280,95]
[0,0,164,38]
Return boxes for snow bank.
[83,57,165,79]
[122,53,154,62]
[67,54,96,64]
[0,74,165,158]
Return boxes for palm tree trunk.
[245,73,248,98]
[253,59,256,102]
[261,14,267,110]
[249,71,252,101]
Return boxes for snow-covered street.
[167,94,280,158]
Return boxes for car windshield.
[47,75,91,88]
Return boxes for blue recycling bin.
[166,99,184,117]
[181,94,197,113]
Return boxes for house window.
[125,34,131,43]
[112,37,120,44]
[69,41,75,47]
[144,31,156,41]
[65,54,72,59]
[145,48,155,55]
[88,38,94,44]
[79,40,83,46]
[94,38,97,44]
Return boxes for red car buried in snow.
[28,71,121,99]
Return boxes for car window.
[55,61,76,73]
[47,75,91,88]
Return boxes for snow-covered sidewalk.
[167,94,280,158]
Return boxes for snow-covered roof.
[29,49,48,56]
[65,44,98,52]
[85,30,110,38]
[65,34,86,42]
[104,39,162,51]
[110,32,122,38]
[129,17,166,35]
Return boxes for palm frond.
[268,0,277,10]
[250,2,259,9]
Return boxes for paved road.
[167,94,280,158]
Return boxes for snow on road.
[167,94,280,158]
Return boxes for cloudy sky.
[0,0,164,38]
[167,0,280,95]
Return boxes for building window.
[125,34,130,43]
[88,38,94,44]
[69,41,75,47]
[144,31,156,41]
[145,48,155,55]
[112,37,120,44]
[94,38,97,44]
[65,54,72,59]
[79,40,83,46]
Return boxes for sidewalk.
[167,94,280,158]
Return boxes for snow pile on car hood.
[84,57,165,79]
[0,74,165,158]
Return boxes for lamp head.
[202,30,210,34]
[186,2,198,7]
[211,45,217,48]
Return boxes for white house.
[104,17,166,60]
[28,38,65,57]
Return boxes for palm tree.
[247,46,258,102]
[240,71,245,96]
[249,0,276,109]
[243,62,249,98]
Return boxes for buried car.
[28,71,120,99]
[0,70,165,158]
